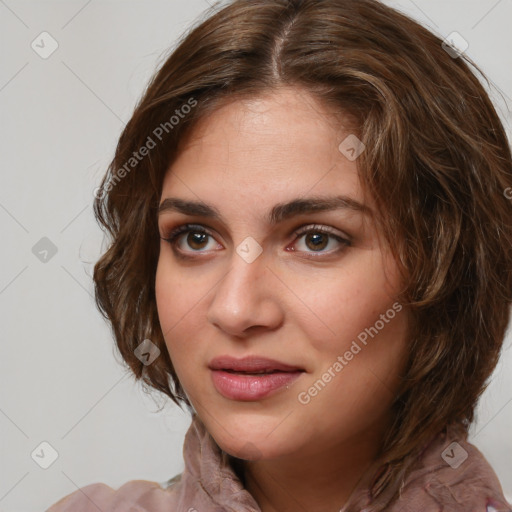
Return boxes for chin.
[205,413,297,461]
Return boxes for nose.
[206,245,284,338]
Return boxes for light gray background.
[0,1,511,511]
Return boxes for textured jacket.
[46,413,512,511]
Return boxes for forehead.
[160,87,369,219]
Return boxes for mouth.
[221,369,291,375]
[208,355,305,374]
[208,355,305,401]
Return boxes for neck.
[237,423,388,512]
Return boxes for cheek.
[154,255,213,385]
[294,252,401,351]
[155,262,195,390]
[155,259,175,333]
[155,257,194,355]
[155,255,202,331]
[293,251,409,404]
[302,307,409,432]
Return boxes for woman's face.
[155,86,410,461]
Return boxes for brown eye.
[291,224,351,256]
[161,224,220,254]
[304,232,329,251]
[185,232,209,250]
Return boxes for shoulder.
[46,476,183,512]
[389,430,512,512]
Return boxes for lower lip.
[210,369,303,400]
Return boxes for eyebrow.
[158,195,373,224]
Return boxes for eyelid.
[292,223,350,243]
[160,222,351,257]
[162,223,214,241]
[161,223,219,250]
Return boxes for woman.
[47,0,512,510]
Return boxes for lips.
[208,355,305,400]
[208,355,304,374]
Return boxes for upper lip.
[209,355,304,373]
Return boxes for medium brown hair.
[92,0,512,509]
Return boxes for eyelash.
[160,223,351,259]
